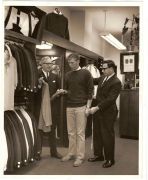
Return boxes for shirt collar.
[73,66,81,71]
[53,10,62,15]
[42,69,48,77]
[107,72,115,80]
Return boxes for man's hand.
[90,106,99,114]
[51,89,68,101]
[38,77,45,88]
[56,89,68,96]
[85,107,91,117]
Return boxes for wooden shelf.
[42,30,103,61]
[5,29,40,44]
[119,89,139,139]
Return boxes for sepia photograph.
[1,0,147,179]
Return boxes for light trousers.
[66,105,87,160]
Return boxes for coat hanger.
[5,38,24,47]
[30,10,38,18]
[54,8,62,15]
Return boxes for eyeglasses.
[43,63,54,65]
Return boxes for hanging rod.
[5,29,40,44]
[5,38,25,46]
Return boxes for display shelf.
[42,30,103,61]
[5,29,40,44]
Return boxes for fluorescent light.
[36,41,53,50]
[100,33,126,50]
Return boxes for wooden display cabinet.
[119,89,139,139]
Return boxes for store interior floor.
[9,120,139,175]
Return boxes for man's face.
[102,63,113,76]
[68,58,79,71]
[42,63,53,72]
[42,62,54,72]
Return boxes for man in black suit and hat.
[88,60,122,168]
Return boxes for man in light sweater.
[61,53,94,167]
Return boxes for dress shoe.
[102,160,115,168]
[51,152,62,159]
[34,153,41,161]
[88,156,104,162]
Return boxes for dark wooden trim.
[42,30,103,61]
[5,29,40,44]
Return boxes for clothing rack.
[5,39,24,46]
[5,29,39,44]
[14,102,29,108]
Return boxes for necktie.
[47,72,49,79]
[102,76,108,86]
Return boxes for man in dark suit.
[88,60,122,168]
[36,56,66,159]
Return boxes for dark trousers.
[93,110,116,161]
[39,125,57,155]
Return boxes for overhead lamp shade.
[36,41,53,50]
[100,33,127,50]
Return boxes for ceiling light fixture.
[36,41,53,50]
[100,10,126,50]
[100,32,127,50]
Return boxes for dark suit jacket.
[96,74,122,117]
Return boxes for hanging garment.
[6,43,38,92]
[4,115,15,172]
[5,6,39,37]
[15,109,34,162]
[38,82,52,132]
[24,46,39,91]
[5,6,18,30]
[4,112,22,171]
[44,12,70,40]
[83,64,100,98]
[14,45,27,90]
[14,110,29,161]
[5,6,11,26]
[4,44,18,111]
[22,48,35,91]
[8,43,23,89]
[19,11,39,36]
[1,129,8,173]
[18,46,32,91]
[6,111,28,164]
[20,108,35,146]
[24,110,42,158]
